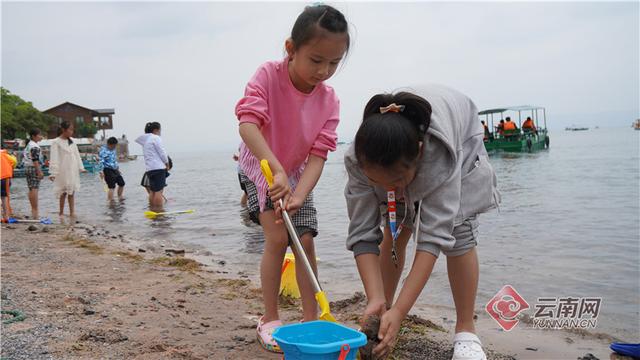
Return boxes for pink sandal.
[257,316,283,353]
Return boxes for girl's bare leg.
[68,194,75,218]
[28,189,39,219]
[258,210,288,323]
[58,193,66,216]
[292,232,318,321]
[447,248,479,333]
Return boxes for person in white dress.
[49,121,86,218]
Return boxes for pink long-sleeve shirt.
[236,57,339,211]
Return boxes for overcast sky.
[2,1,638,152]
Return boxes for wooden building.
[43,102,115,139]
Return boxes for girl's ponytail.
[355,92,432,168]
[145,122,161,134]
[394,92,432,138]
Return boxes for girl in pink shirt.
[236,4,349,353]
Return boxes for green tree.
[76,122,97,138]
[1,87,55,140]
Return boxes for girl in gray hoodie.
[344,86,499,360]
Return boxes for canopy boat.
[479,105,550,153]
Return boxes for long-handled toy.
[100,176,109,193]
[7,217,53,225]
[260,159,336,322]
[143,209,194,219]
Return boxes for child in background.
[98,136,125,201]
[135,122,170,208]
[344,88,500,360]
[49,121,86,218]
[0,147,17,221]
[23,128,44,219]
[233,150,248,207]
[236,4,349,353]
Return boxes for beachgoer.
[98,136,126,201]
[135,122,170,208]
[233,150,248,207]
[344,88,500,360]
[23,128,44,219]
[1,147,17,221]
[49,121,87,218]
[236,4,349,353]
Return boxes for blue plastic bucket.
[273,320,367,360]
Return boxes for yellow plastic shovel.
[260,159,336,322]
[101,178,109,193]
[144,209,194,219]
[280,253,301,298]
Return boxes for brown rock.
[360,315,381,360]
[362,315,380,341]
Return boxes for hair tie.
[380,103,405,114]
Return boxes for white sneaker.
[452,332,487,360]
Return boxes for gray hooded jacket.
[344,84,500,257]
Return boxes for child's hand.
[284,194,305,218]
[269,171,290,203]
[373,307,403,358]
[49,176,55,181]
[36,170,44,179]
[99,172,104,179]
[273,193,293,224]
[362,298,387,325]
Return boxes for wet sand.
[0,221,631,360]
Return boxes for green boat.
[479,105,550,153]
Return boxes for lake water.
[6,127,639,341]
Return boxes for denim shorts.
[1,179,10,197]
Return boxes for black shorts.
[141,169,166,192]
[103,168,125,189]
[238,170,318,238]
[1,179,10,197]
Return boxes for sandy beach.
[0,220,632,360]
